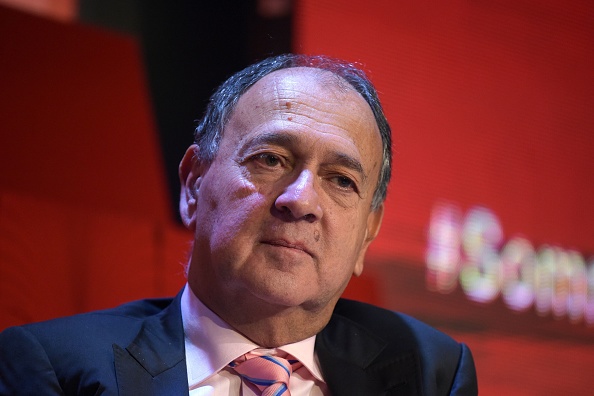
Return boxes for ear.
[179,144,207,231]
[352,203,385,277]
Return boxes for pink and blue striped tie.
[230,351,302,396]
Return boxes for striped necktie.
[230,351,303,396]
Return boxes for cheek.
[319,213,367,272]
[199,172,269,247]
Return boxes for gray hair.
[194,54,392,210]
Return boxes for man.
[0,54,477,395]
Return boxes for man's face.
[180,67,384,317]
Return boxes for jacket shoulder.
[333,298,458,348]
[0,296,179,395]
[330,298,478,395]
[13,296,177,353]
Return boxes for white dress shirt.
[180,285,329,395]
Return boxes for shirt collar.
[181,284,325,386]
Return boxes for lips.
[261,239,314,257]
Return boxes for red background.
[1,2,594,394]
[294,1,594,394]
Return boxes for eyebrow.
[325,152,367,182]
[241,132,299,151]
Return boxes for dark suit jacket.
[0,292,477,395]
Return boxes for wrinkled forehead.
[229,67,380,141]
[229,67,381,150]
[234,67,378,137]
[249,67,359,102]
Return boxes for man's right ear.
[179,144,206,231]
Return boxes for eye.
[332,175,357,191]
[253,153,283,167]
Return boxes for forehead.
[227,67,382,158]
[243,67,369,121]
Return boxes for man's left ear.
[353,203,385,276]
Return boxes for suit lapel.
[114,292,189,396]
[111,293,424,395]
[316,309,423,396]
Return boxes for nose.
[274,169,323,222]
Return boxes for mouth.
[261,239,314,257]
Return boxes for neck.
[227,305,333,347]
[190,283,337,347]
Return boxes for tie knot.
[230,351,301,396]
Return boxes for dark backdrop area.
[79,0,293,219]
